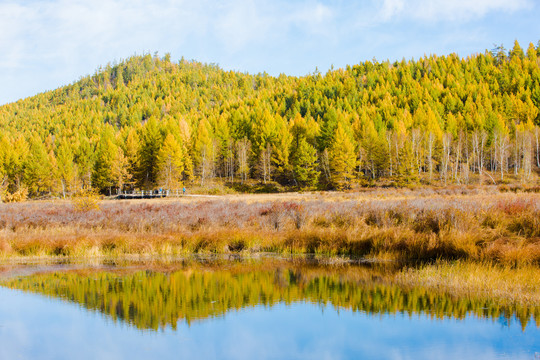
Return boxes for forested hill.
[1,41,540,198]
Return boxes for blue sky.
[1,0,539,105]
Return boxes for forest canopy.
[1,41,540,198]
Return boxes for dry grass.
[0,186,539,263]
[396,261,540,306]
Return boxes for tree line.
[1,41,540,198]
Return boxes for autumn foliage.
[0,41,539,197]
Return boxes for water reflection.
[1,258,538,331]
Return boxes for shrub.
[496,198,533,215]
[71,189,101,212]
[265,203,288,230]
[288,203,308,229]
[2,187,28,203]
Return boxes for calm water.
[0,258,538,360]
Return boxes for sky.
[0,0,539,105]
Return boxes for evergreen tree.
[121,128,140,181]
[396,141,417,184]
[510,40,525,60]
[271,115,292,183]
[329,122,357,189]
[192,118,215,185]
[138,117,163,188]
[56,138,77,198]
[24,136,54,196]
[75,137,95,189]
[93,127,121,194]
[156,134,185,189]
[292,137,319,188]
[317,108,338,151]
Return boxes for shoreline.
[1,254,538,324]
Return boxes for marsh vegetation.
[0,188,539,265]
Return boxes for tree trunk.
[61,179,66,199]
[428,132,434,183]
[535,127,540,168]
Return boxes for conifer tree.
[93,127,122,194]
[121,128,140,181]
[527,43,537,62]
[24,136,54,196]
[0,136,9,198]
[138,117,163,187]
[292,137,319,188]
[510,40,525,60]
[396,140,417,184]
[360,120,387,179]
[329,122,357,189]
[214,114,231,178]
[193,119,215,185]
[6,136,29,192]
[156,134,185,189]
[110,148,130,194]
[56,139,77,198]
[271,115,292,182]
[236,138,251,183]
[318,108,338,151]
[75,137,95,189]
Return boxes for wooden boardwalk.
[116,190,184,199]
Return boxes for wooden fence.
[116,189,185,199]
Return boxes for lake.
[0,256,538,360]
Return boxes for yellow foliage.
[71,189,101,212]
[2,187,28,203]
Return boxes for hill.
[1,41,540,198]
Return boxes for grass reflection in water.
[1,258,538,331]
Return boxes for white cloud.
[289,3,334,29]
[379,0,533,22]
[0,0,336,70]
[0,0,538,104]
[380,0,405,21]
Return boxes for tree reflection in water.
[1,258,538,331]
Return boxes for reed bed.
[396,261,540,307]
[0,188,539,264]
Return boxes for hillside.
[1,41,540,198]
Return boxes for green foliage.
[24,136,55,196]
[137,117,163,188]
[271,115,292,182]
[292,137,319,188]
